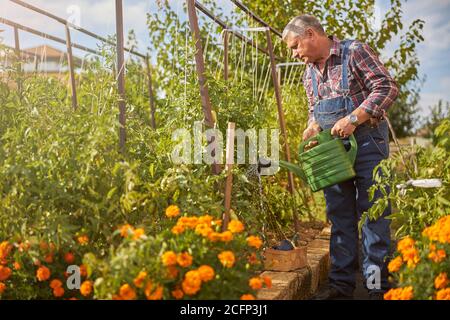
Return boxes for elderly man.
[282,15,398,300]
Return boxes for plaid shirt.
[303,36,399,125]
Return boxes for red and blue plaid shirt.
[303,36,399,125]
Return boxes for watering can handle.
[299,129,357,165]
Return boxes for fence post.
[186,0,221,175]
[115,0,126,153]
[64,23,78,111]
[265,29,301,235]
[145,55,156,129]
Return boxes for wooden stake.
[222,122,235,231]
[145,55,156,129]
[64,24,77,111]
[115,0,126,152]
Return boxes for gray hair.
[282,15,326,41]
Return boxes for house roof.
[21,45,82,66]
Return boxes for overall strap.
[340,40,353,95]
[309,65,319,103]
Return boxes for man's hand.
[331,117,356,138]
[303,122,321,141]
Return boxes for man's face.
[286,30,316,64]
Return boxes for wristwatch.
[347,114,360,126]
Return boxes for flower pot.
[263,246,307,272]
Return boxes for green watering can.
[279,129,358,192]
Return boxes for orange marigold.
[220,231,233,242]
[182,270,202,296]
[428,248,446,263]
[50,279,63,289]
[133,271,147,288]
[197,265,215,282]
[207,232,222,242]
[77,235,89,246]
[162,251,177,267]
[218,251,235,268]
[165,205,181,218]
[397,237,415,253]
[13,261,21,270]
[0,241,12,261]
[402,248,420,268]
[146,284,164,300]
[64,252,75,264]
[53,286,65,298]
[227,220,245,233]
[80,281,93,297]
[262,276,272,288]
[119,224,134,237]
[383,286,413,300]
[166,266,179,279]
[44,253,54,264]
[0,282,5,294]
[249,277,263,290]
[36,266,51,282]
[171,224,185,235]
[119,284,136,300]
[79,264,88,277]
[434,272,449,290]
[388,256,403,273]
[132,228,145,240]
[195,223,213,237]
[172,288,184,299]
[246,236,263,249]
[177,252,193,268]
[240,294,256,300]
[436,288,450,300]
[0,266,12,281]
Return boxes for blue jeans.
[324,121,392,295]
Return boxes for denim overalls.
[310,40,392,295]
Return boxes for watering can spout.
[278,160,306,181]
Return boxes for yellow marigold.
[220,231,233,242]
[227,220,245,233]
[177,252,193,268]
[247,236,263,249]
[0,266,12,281]
[198,215,213,225]
[36,266,50,282]
[172,288,184,299]
[80,280,93,297]
[240,294,256,300]
[133,271,147,288]
[213,219,222,227]
[77,235,89,245]
[402,248,420,268]
[53,286,65,298]
[218,251,235,268]
[434,272,449,290]
[161,251,177,267]
[119,284,136,300]
[397,237,415,253]
[195,223,213,237]
[165,205,181,218]
[171,224,185,235]
[422,215,450,244]
[383,286,413,300]
[262,276,272,288]
[197,265,215,282]
[132,228,145,240]
[50,279,63,289]
[180,217,198,229]
[388,256,403,273]
[249,277,263,290]
[119,224,134,237]
[436,288,450,300]
[182,271,202,296]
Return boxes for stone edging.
[257,226,331,300]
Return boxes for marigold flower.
[0,241,12,261]
[119,224,134,237]
[383,286,413,300]
[80,281,93,297]
[397,237,415,253]
[133,271,147,288]
[0,282,5,294]
[207,232,222,242]
[161,251,177,267]
[132,228,145,240]
[172,288,184,299]
[171,224,185,235]
[182,270,202,296]
[0,266,12,281]
[36,266,51,282]
[220,231,233,242]
[166,266,179,279]
[218,251,235,268]
[44,253,54,264]
[198,215,213,225]
[165,205,181,218]
[53,286,65,298]
[435,272,449,290]
[178,216,198,229]
[50,279,63,289]
[249,277,263,290]
[177,252,193,268]
[77,235,89,245]
[262,276,272,288]
[64,252,75,264]
[119,284,136,300]
[195,223,213,237]
[13,261,21,270]
[388,256,403,273]
[436,288,450,300]
[240,294,256,300]
[422,215,450,244]
[79,264,88,277]
[401,248,420,268]
[146,284,163,300]
[247,252,259,265]
[198,265,215,282]
[428,248,446,263]
[247,236,263,249]
[227,220,245,233]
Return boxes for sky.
[1,0,449,120]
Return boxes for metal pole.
[115,0,126,152]
[265,29,300,235]
[65,24,77,111]
[222,122,235,231]
[186,0,221,175]
[223,30,229,81]
[145,55,156,129]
